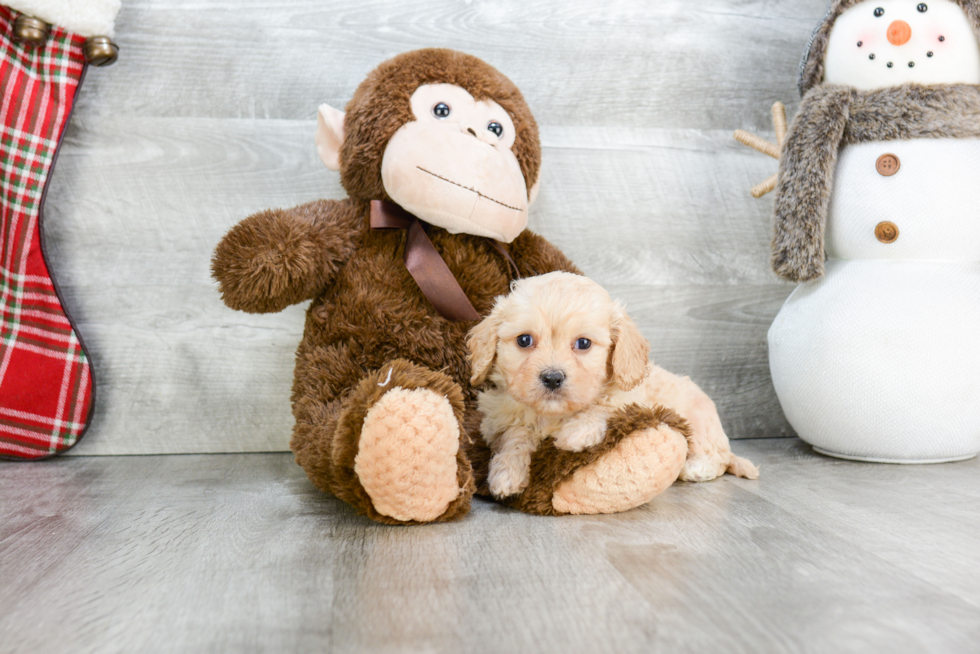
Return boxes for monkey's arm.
[508,229,582,278]
[211,199,363,313]
[771,85,852,282]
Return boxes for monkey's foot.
[552,423,687,515]
[355,387,462,521]
[510,404,688,516]
[332,359,473,524]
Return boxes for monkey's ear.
[527,161,542,205]
[315,104,345,171]
[528,179,540,205]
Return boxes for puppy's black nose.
[540,370,565,391]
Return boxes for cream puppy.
[467,272,759,499]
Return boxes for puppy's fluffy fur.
[467,272,759,499]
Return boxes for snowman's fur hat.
[798,0,980,95]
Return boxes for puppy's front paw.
[488,463,529,499]
[679,455,726,483]
[554,416,608,452]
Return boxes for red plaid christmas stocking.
[0,6,94,459]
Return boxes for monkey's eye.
[487,121,504,137]
[574,338,592,351]
[917,3,928,11]
[516,334,533,348]
[874,7,884,16]
[432,103,451,119]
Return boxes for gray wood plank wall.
[42,0,828,455]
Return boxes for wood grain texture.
[74,0,821,130]
[32,0,832,454]
[2,442,978,653]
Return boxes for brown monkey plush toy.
[212,49,691,524]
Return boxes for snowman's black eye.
[487,121,503,137]
[874,7,884,16]
[517,334,533,348]
[432,103,451,118]
[918,3,928,12]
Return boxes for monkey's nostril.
[540,370,565,391]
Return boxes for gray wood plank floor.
[2,440,978,654]
[33,0,830,455]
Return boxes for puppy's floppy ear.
[466,301,505,385]
[610,301,650,391]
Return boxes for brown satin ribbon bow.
[370,200,520,322]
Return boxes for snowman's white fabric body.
[768,0,980,462]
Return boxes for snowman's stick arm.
[734,102,790,198]
[734,130,779,159]
[751,173,778,199]
[733,100,787,157]
[772,102,787,146]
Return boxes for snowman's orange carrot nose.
[887,20,912,45]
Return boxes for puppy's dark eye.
[917,3,928,12]
[516,334,533,348]
[487,121,503,137]
[432,102,451,118]
[574,338,592,350]
[874,7,884,16]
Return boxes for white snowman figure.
[767,0,980,462]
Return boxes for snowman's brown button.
[876,154,900,176]
[875,221,899,243]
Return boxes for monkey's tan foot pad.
[354,387,462,522]
[552,424,687,515]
